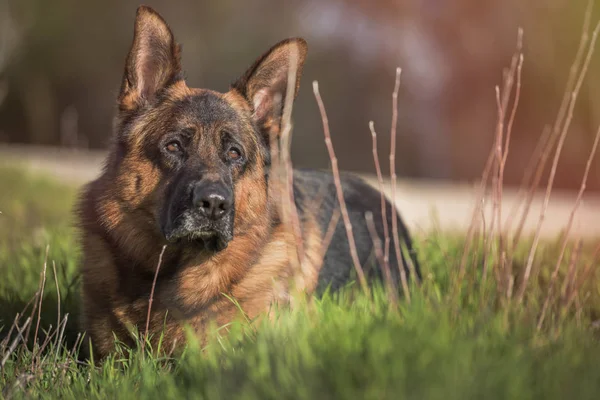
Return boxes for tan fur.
[79,172,324,356]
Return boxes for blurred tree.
[0,0,598,190]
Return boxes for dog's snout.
[192,182,232,220]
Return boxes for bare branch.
[520,20,600,302]
[1,318,32,370]
[313,81,368,292]
[32,245,49,369]
[142,245,167,356]
[369,121,392,280]
[365,211,397,304]
[388,68,411,302]
[537,121,600,327]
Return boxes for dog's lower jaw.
[163,229,231,253]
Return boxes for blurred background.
[0,0,599,191]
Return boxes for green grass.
[1,166,600,399]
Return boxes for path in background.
[1,144,599,239]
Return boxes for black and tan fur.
[77,5,420,359]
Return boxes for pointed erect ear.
[232,38,308,140]
[119,6,182,111]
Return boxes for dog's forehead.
[170,89,246,128]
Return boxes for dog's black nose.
[192,182,232,220]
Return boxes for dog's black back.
[293,169,420,294]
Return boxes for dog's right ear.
[118,6,182,111]
[232,38,307,143]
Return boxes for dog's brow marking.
[180,127,196,137]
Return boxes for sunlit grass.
[1,166,600,399]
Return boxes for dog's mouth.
[164,227,231,252]
[186,230,229,252]
[162,204,235,253]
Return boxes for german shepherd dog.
[77,5,420,359]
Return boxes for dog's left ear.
[119,6,182,111]
[232,38,308,140]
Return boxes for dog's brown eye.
[227,147,241,160]
[166,141,181,153]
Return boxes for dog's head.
[109,6,307,251]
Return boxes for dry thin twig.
[561,239,583,304]
[52,260,62,352]
[502,52,524,171]
[70,332,83,358]
[32,313,69,363]
[142,245,167,355]
[538,238,583,331]
[314,209,341,272]
[1,313,20,350]
[388,68,411,302]
[24,246,50,347]
[520,20,600,303]
[31,323,52,360]
[53,313,69,363]
[1,318,32,370]
[369,121,392,278]
[511,0,594,249]
[564,241,600,312]
[494,30,523,255]
[488,30,524,294]
[279,46,306,275]
[365,211,397,304]
[546,0,595,148]
[31,245,49,368]
[475,198,487,285]
[536,122,600,328]
[458,27,523,289]
[501,52,524,298]
[313,81,368,292]
[459,145,496,287]
[11,289,39,352]
[471,32,522,292]
[481,86,505,292]
[504,125,551,235]
[554,123,600,283]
